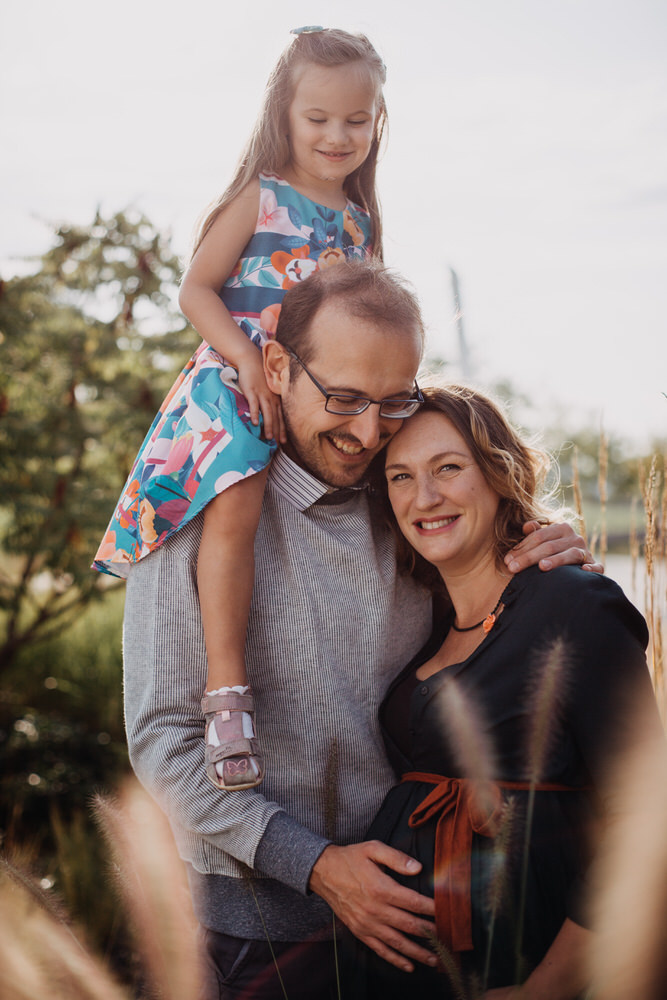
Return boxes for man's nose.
[347,405,384,450]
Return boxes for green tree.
[0,210,198,669]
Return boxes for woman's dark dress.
[344,565,659,998]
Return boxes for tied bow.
[405,774,503,953]
[403,772,580,954]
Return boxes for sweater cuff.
[253,811,331,895]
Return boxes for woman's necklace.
[451,595,504,635]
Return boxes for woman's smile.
[385,410,500,575]
[414,514,460,532]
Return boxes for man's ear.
[263,340,291,394]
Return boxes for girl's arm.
[179,179,284,443]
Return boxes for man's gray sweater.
[123,451,432,940]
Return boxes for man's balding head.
[275,259,425,367]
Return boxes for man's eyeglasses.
[286,348,423,419]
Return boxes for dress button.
[420,685,429,696]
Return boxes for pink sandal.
[201,691,264,791]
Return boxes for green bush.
[0,589,136,982]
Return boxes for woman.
[345,385,662,999]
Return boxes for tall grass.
[0,781,200,1000]
[514,638,570,982]
[588,722,667,1000]
[93,784,201,1000]
[597,430,609,565]
[639,456,666,711]
[571,440,666,720]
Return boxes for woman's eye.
[388,473,409,483]
[308,118,326,124]
[438,464,460,474]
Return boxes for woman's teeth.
[418,516,458,530]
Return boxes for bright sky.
[2,0,666,450]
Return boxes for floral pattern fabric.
[93,174,373,578]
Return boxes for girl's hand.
[236,351,286,444]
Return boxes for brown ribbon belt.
[402,770,581,953]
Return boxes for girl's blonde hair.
[190,28,387,261]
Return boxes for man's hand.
[309,841,437,973]
[505,521,603,575]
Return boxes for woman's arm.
[489,576,660,999]
[565,575,660,814]
[484,918,591,999]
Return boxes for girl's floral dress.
[93,173,372,577]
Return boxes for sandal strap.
[201,691,255,716]
[202,696,259,759]
[205,736,261,762]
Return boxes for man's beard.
[279,405,387,488]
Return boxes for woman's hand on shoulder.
[504,521,603,575]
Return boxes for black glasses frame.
[285,348,423,419]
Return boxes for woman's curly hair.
[371,384,562,596]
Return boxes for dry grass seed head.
[588,725,667,1000]
[525,637,571,785]
[437,677,497,815]
[484,795,518,918]
[93,779,200,1000]
[571,447,588,548]
[0,874,127,1000]
[598,430,609,565]
[426,926,471,1000]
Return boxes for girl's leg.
[197,468,268,790]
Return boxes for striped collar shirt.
[269,449,368,509]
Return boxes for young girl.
[93,27,388,791]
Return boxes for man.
[123,260,595,998]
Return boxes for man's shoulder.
[128,516,203,575]
[167,515,203,561]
